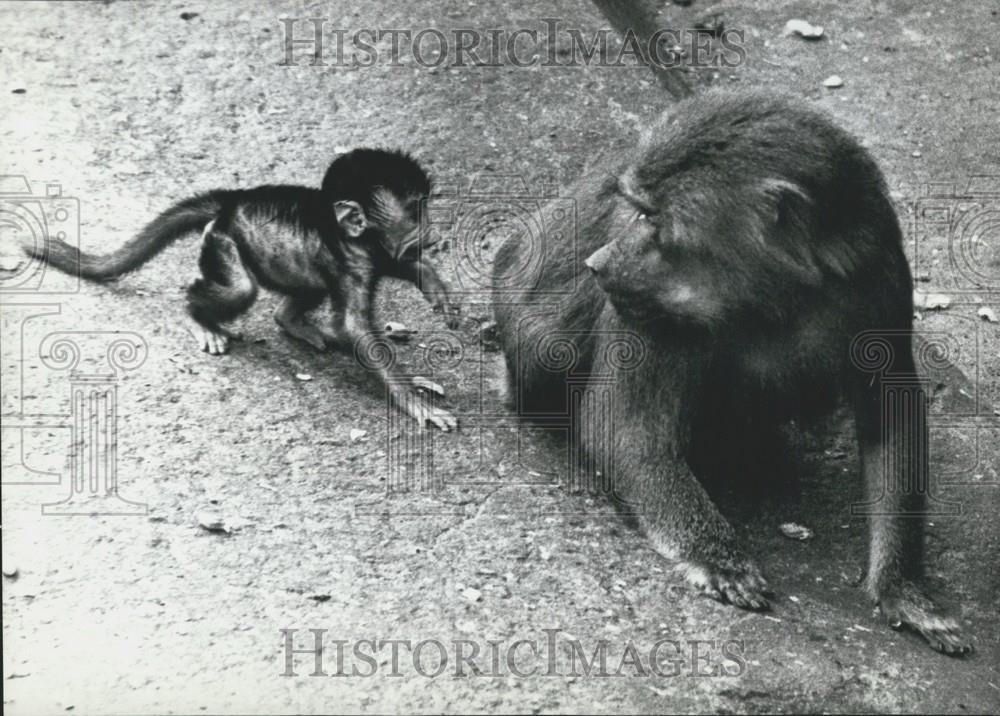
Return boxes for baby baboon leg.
[186,224,258,355]
[274,293,337,351]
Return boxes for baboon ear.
[334,200,368,238]
[758,178,865,280]
[755,178,823,284]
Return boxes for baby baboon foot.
[275,316,336,352]
[680,557,771,611]
[878,581,972,656]
[398,388,458,432]
[285,325,329,351]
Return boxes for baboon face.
[369,189,430,259]
[584,169,731,329]
[584,162,819,330]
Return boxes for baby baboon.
[22,149,459,430]
[493,90,970,654]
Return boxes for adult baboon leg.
[186,224,258,355]
[603,409,770,610]
[274,292,338,351]
[586,341,770,610]
[853,339,971,654]
[591,0,692,98]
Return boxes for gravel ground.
[1,1,998,713]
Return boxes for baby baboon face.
[368,189,431,260]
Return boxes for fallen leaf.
[779,522,814,541]
[784,19,824,39]
[349,428,367,443]
[977,306,998,323]
[295,373,313,381]
[913,291,952,310]
[384,321,416,341]
[196,510,230,534]
[461,587,483,602]
[823,75,844,88]
[0,254,24,272]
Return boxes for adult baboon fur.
[492,90,969,654]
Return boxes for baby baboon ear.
[334,200,368,238]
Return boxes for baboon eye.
[634,209,656,225]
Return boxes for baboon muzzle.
[584,243,613,275]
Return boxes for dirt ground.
[1,0,998,714]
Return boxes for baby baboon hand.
[396,384,458,432]
[878,580,972,656]
[679,556,771,611]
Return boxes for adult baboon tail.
[23,190,234,281]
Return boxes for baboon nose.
[584,247,609,276]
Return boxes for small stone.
[977,306,998,323]
[823,75,844,88]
